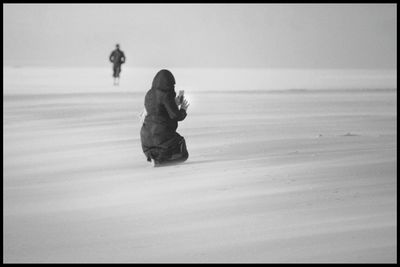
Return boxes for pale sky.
[3,4,397,69]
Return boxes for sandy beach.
[3,68,397,263]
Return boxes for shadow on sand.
[182,159,217,165]
[154,159,216,168]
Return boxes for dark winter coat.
[140,69,187,162]
[109,49,126,65]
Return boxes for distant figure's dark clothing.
[109,49,126,78]
[140,70,188,165]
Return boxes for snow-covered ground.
[3,67,397,262]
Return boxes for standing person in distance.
[109,44,126,86]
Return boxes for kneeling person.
[140,69,190,167]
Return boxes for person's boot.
[151,158,160,167]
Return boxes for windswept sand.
[3,69,397,263]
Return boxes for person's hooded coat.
[140,69,187,161]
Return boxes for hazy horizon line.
[3,64,397,71]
